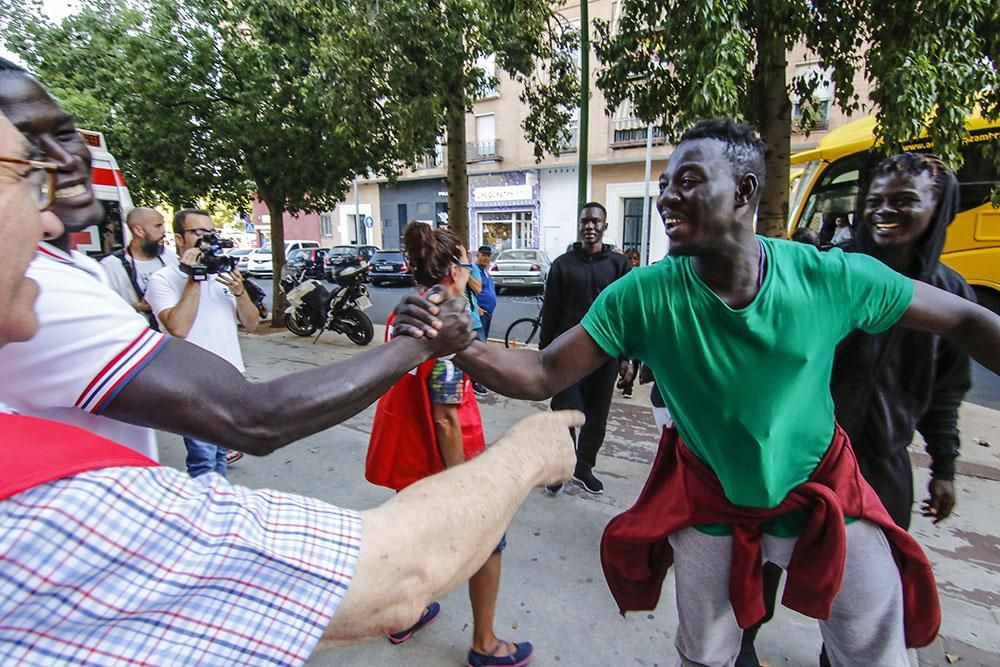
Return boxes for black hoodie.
[831,171,976,479]
[539,242,631,349]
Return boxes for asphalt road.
[252,276,999,410]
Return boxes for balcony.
[558,125,578,153]
[417,145,446,170]
[610,119,665,148]
[467,139,503,162]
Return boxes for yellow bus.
[787,115,1000,312]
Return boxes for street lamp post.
[576,0,589,215]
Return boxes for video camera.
[180,232,237,281]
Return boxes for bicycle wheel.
[505,317,541,349]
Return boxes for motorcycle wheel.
[342,308,375,346]
[285,309,318,337]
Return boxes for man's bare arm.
[156,277,201,338]
[898,281,1000,374]
[104,294,474,454]
[320,410,583,646]
[455,324,611,400]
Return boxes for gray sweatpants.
[668,520,909,667]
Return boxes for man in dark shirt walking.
[540,202,631,494]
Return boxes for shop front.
[469,171,540,253]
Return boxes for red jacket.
[601,425,940,648]
[365,314,485,491]
[1,413,157,501]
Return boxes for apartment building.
[373,2,874,261]
[266,1,872,256]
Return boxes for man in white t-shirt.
[99,207,178,329]
[145,208,260,477]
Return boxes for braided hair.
[871,153,950,203]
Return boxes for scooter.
[283,261,375,345]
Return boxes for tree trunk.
[445,66,470,248]
[265,197,287,327]
[755,27,791,238]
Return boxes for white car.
[227,248,254,275]
[246,247,273,277]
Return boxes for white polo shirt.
[146,266,245,372]
[99,247,179,306]
[0,243,165,460]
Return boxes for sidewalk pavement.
[156,327,1000,666]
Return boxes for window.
[479,210,534,251]
[476,54,498,98]
[791,63,834,131]
[610,100,664,147]
[475,114,497,158]
[320,213,334,236]
[560,107,580,152]
[622,196,654,256]
[798,153,873,244]
[435,202,449,227]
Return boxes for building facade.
[269,1,874,259]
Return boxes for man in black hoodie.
[832,153,975,529]
[540,202,632,494]
[738,153,976,667]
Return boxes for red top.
[601,425,940,648]
[365,313,485,491]
[1,413,158,501]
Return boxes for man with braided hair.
[834,152,975,529]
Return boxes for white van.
[283,240,320,257]
[72,129,134,257]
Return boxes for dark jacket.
[539,242,631,349]
[831,172,975,479]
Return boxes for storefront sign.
[473,184,533,203]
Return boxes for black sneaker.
[472,381,489,396]
[571,470,604,494]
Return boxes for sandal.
[466,639,534,667]
[225,450,244,465]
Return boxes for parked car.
[283,247,328,281]
[490,248,551,293]
[368,249,415,286]
[246,247,274,277]
[324,244,379,281]
[227,248,254,276]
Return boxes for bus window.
[797,153,873,245]
[955,140,998,212]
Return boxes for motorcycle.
[283,260,375,345]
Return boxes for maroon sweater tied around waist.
[600,425,940,648]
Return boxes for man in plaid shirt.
[0,110,582,664]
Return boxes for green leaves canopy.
[593,0,999,235]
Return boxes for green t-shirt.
[581,237,913,534]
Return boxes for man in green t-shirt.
[393,118,1000,665]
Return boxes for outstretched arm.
[898,281,1000,374]
[455,324,611,400]
[320,409,583,646]
[104,292,475,454]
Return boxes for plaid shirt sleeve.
[0,467,361,666]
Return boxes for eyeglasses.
[455,262,474,270]
[0,156,59,211]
